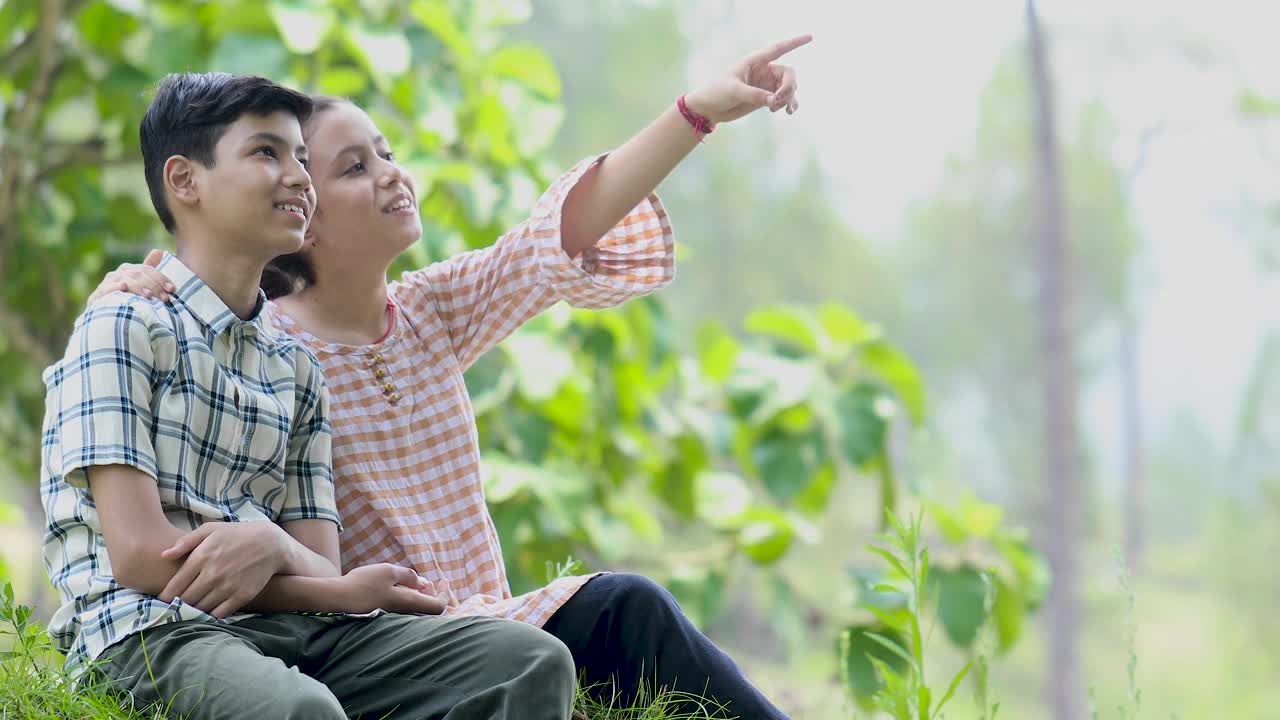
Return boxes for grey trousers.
[93,612,576,720]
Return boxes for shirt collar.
[157,252,275,338]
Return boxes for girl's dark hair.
[260,96,350,300]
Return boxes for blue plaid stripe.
[40,253,338,677]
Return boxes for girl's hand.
[340,564,445,615]
[684,34,812,125]
[87,248,171,305]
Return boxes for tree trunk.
[1120,307,1146,574]
[1025,3,1084,719]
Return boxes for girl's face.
[303,103,421,264]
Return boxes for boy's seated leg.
[94,618,346,720]
[309,613,576,719]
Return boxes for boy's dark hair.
[140,73,314,233]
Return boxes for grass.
[0,582,732,720]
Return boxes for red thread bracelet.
[677,95,715,138]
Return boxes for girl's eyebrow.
[334,135,388,158]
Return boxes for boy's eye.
[255,146,277,158]
[347,161,365,175]
[299,158,310,169]
[381,152,395,163]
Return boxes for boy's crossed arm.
[89,464,344,618]
[91,465,444,617]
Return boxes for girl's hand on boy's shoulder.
[340,563,446,615]
[88,248,171,305]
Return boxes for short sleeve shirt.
[40,252,337,676]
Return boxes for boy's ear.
[163,155,199,212]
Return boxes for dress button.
[374,367,386,378]
[373,354,384,363]
[388,393,401,404]
[382,383,394,394]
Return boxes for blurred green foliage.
[0,1,1046,705]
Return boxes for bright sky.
[679,0,1279,486]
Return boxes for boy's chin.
[265,231,308,257]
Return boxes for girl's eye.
[347,162,365,175]
[381,152,395,163]
[299,158,310,170]
[255,146,277,158]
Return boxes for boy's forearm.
[559,105,700,258]
[105,520,187,597]
[276,528,341,578]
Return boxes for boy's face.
[187,110,314,259]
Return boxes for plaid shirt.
[40,252,338,676]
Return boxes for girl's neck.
[278,264,391,346]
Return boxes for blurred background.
[1,0,1277,718]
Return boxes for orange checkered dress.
[268,157,675,625]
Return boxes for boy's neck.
[174,238,268,321]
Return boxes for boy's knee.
[284,685,346,720]
[484,620,576,687]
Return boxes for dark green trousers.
[93,612,576,720]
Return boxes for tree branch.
[35,137,110,183]
[0,305,55,370]
[0,0,73,272]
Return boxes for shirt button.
[374,367,386,378]
[388,393,401,404]
[382,383,394,394]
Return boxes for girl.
[94,35,809,718]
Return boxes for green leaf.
[835,382,889,466]
[694,470,752,529]
[934,565,989,649]
[209,33,289,78]
[410,0,472,61]
[995,537,1052,611]
[345,23,412,77]
[737,507,794,564]
[991,575,1025,652]
[865,631,916,671]
[502,331,574,402]
[268,0,335,54]
[751,428,826,504]
[860,340,927,425]
[934,659,974,718]
[1239,90,1280,116]
[820,303,881,345]
[463,348,513,415]
[695,320,738,383]
[0,503,25,525]
[318,66,370,96]
[745,305,823,354]
[475,0,532,26]
[488,44,561,99]
[78,0,141,54]
[866,546,909,580]
[840,625,911,706]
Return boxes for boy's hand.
[683,34,811,124]
[158,521,289,618]
[88,248,171,305]
[340,564,446,615]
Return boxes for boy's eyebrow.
[245,131,308,158]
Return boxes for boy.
[40,72,575,719]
